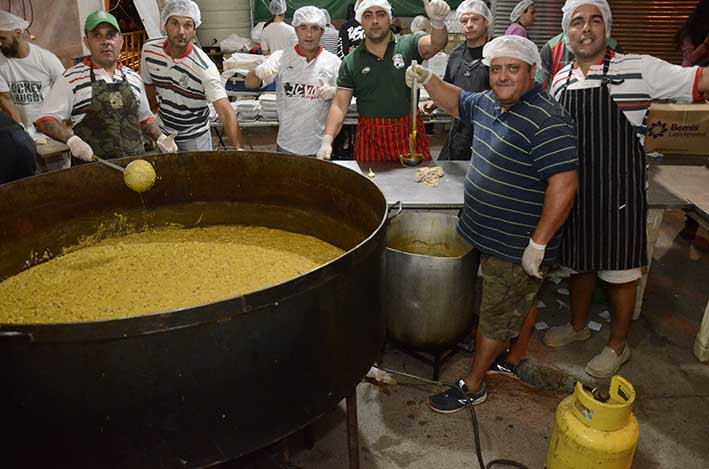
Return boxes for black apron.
[73,66,144,160]
[558,50,647,271]
[439,45,489,161]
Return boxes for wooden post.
[634,208,665,319]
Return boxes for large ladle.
[400,59,424,167]
[93,155,157,193]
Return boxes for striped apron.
[557,50,647,271]
[354,113,431,162]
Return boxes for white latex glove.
[317,135,334,160]
[66,135,94,162]
[317,79,336,101]
[157,131,178,153]
[522,238,546,279]
[255,49,283,84]
[424,0,451,30]
[405,63,433,89]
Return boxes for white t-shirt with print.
[261,46,341,155]
[261,22,297,54]
[0,43,64,131]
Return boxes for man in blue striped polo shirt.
[407,36,578,413]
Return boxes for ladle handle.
[93,154,125,173]
[410,60,418,159]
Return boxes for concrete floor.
[220,129,709,469]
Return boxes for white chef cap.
[269,0,287,16]
[355,0,392,24]
[292,6,326,30]
[456,0,494,38]
[482,35,541,69]
[0,11,30,31]
[410,16,430,33]
[510,0,535,23]
[562,0,612,41]
[162,0,202,28]
[321,8,332,25]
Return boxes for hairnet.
[562,0,612,41]
[510,0,535,22]
[0,11,30,31]
[292,6,326,30]
[456,0,494,38]
[410,16,430,33]
[321,8,332,25]
[355,0,392,24]
[482,35,541,69]
[161,0,202,28]
[269,0,287,16]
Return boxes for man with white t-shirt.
[0,12,65,166]
[245,6,340,156]
[261,0,297,56]
[141,0,242,151]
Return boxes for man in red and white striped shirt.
[141,0,242,151]
[544,0,709,378]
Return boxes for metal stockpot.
[382,212,479,352]
[0,151,388,468]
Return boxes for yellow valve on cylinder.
[545,375,640,469]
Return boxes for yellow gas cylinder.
[545,375,640,469]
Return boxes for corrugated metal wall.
[491,0,566,48]
[610,1,698,65]
[491,0,699,64]
[195,0,251,46]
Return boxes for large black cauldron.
[0,151,388,468]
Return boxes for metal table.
[335,160,689,209]
[335,160,466,209]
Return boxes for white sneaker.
[585,345,631,378]
[543,323,592,348]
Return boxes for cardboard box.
[644,103,709,155]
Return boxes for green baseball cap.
[84,10,121,33]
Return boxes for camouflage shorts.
[478,255,545,341]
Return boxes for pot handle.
[388,200,403,223]
[0,331,34,343]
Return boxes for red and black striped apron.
[355,113,431,161]
[557,50,647,271]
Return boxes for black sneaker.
[486,352,518,379]
[428,379,487,414]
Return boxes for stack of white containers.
[233,99,260,122]
[258,93,278,121]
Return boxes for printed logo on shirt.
[108,91,124,109]
[361,67,371,75]
[283,81,319,100]
[347,25,364,43]
[179,74,189,87]
[392,53,405,70]
[10,81,43,105]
